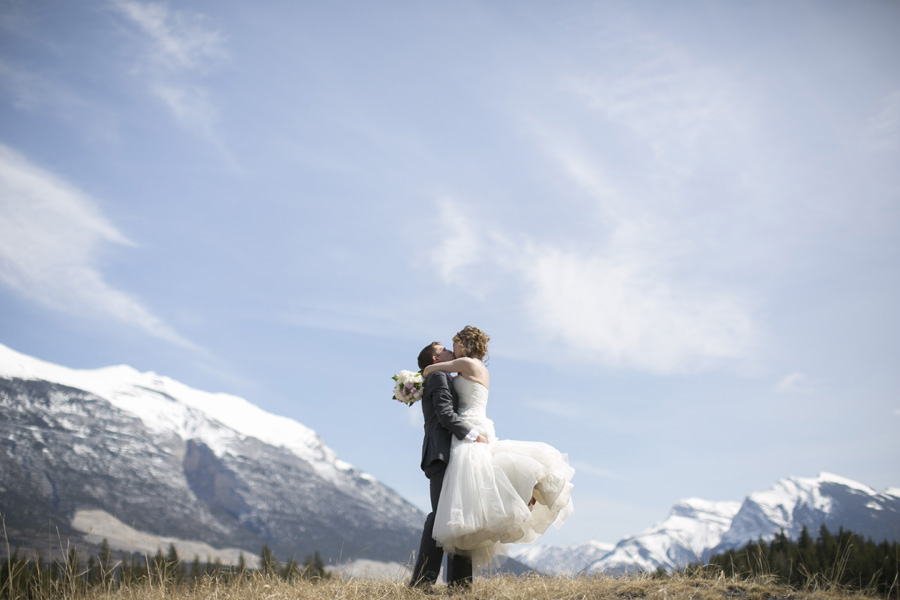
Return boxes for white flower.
[391,369,424,405]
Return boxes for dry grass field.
[56,571,885,600]
[3,535,894,600]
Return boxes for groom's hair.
[417,342,443,371]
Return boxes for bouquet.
[392,369,424,406]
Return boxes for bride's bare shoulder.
[458,358,489,388]
[458,357,483,368]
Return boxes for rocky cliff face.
[0,344,423,564]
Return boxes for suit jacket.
[420,371,470,477]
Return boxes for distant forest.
[700,525,899,596]
[2,526,898,597]
[0,540,329,597]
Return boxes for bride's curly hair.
[453,326,490,361]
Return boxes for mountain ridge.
[0,343,423,564]
[512,472,899,576]
[4,344,897,576]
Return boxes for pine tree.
[152,548,166,584]
[282,557,300,580]
[818,524,837,576]
[65,546,82,595]
[797,526,819,578]
[261,545,276,577]
[87,555,98,585]
[166,542,183,583]
[189,555,202,583]
[302,551,327,580]
[705,525,899,595]
[119,551,131,585]
[34,550,51,598]
[98,538,112,585]
[313,551,326,579]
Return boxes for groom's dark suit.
[411,370,474,588]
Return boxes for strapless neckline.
[453,376,488,392]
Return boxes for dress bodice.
[454,376,489,417]
[453,376,494,439]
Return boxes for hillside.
[0,343,422,564]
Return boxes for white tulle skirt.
[432,427,575,571]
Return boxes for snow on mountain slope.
[587,498,741,574]
[714,472,900,553]
[582,473,900,575]
[0,343,345,485]
[5,343,897,573]
[0,342,422,563]
[510,540,614,575]
[497,473,900,577]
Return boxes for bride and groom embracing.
[409,326,575,591]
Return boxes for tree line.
[700,525,899,596]
[0,539,329,599]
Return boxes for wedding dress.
[432,376,575,570]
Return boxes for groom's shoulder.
[424,371,450,387]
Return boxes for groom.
[410,341,487,591]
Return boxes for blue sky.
[1,1,898,547]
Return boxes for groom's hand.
[475,435,488,444]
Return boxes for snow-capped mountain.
[509,541,614,575]
[0,343,423,563]
[713,472,900,554]
[587,499,741,574]
[514,474,900,576]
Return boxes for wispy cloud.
[0,58,79,112]
[0,144,193,348]
[110,0,226,71]
[151,82,220,141]
[0,59,118,143]
[426,192,756,373]
[527,399,585,420]
[431,197,495,297]
[417,28,762,373]
[775,372,816,395]
[570,460,622,479]
[109,0,230,153]
[522,245,754,372]
[865,90,900,152]
[560,35,750,179]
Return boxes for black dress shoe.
[447,580,472,594]
[409,581,440,595]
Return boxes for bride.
[422,326,575,571]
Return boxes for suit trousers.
[410,464,473,587]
